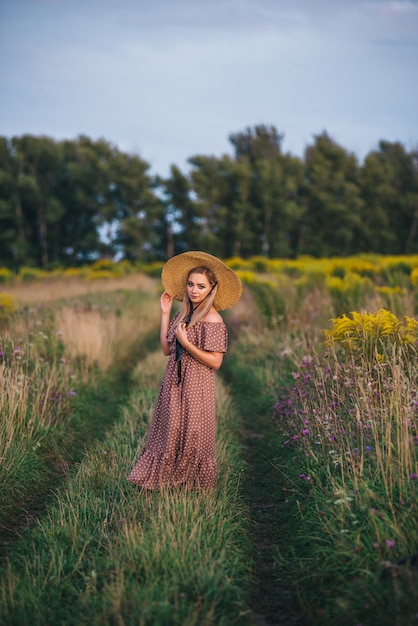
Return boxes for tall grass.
[0,336,77,530]
[0,281,161,534]
[270,310,418,624]
[0,351,251,626]
[2,258,417,624]
[55,297,159,382]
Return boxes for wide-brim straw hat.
[161,251,242,311]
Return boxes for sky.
[1,0,417,177]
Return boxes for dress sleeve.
[200,322,228,353]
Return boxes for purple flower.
[299,473,312,481]
[409,473,418,480]
[385,539,396,548]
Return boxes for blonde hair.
[175,266,218,329]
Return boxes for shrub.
[247,278,286,327]
[0,268,14,284]
[18,267,48,281]
[0,293,14,326]
[325,272,374,316]
[138,261,164,278]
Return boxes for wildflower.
[385,539,396,548]
[301,429,309,435]
[373,542,379,549]
[409,473,418,480]
[299,473,312,481]
[334,497,353,505]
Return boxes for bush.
[18,267,48,281]
[0,293,14,326]
[326,272,374,316]
[0,268,14,284]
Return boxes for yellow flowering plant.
[325,309,418,364]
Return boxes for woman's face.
[186,272,212,306]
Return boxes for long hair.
[175,266,218,329]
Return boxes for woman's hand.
[175,321,189,347]
[175,323,223,369]
[160,291,174,314]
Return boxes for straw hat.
[161,251,242,311]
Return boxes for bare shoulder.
[203,309,224,324]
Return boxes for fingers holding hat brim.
[161,251,242,311]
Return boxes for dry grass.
[6,273,158,306]
[55,298,160,382]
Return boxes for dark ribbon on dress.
[176,302,193,385]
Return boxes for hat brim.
[161,251,242,311]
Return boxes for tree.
[160,165,200,257]
[359,141,418,254]
[229,125,283,162]
[0,137,27,267]
[300,132,363,256]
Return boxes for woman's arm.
[160,292,174,356]
[175,322,224,370]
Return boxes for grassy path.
[0,349,253,625]
[0,325,161,554]
[221,349,307,626]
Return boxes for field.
[0,254,417,626]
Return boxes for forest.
[1,125,417,269]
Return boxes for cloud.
[0,0,417,176]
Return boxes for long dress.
[127,312,228,490]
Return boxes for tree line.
[0,126,417,269]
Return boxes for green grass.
[0,351,253,626]
[223,296,418,626]
[221,330,306,624]
[0,288,161,542]
[2,270,417,626]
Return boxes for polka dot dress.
[127,312,228,490]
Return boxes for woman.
[127,251,242,491]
